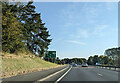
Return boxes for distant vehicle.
[72,63,77,67]
[96,63,101,66]
[71,62,77,67]
[82,63,88,67]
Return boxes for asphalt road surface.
[2,65,119,83]
[60,65,118,82]
[41,65,119,83]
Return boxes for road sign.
[46,51,56,58]
[99,58,102,64]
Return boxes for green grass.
[2,53,61,78]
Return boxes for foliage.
[87,56,93,65]
[87,53,118,66]
[93,55,98,65]
[2,2,25,53]
[2,1,52,57]
[103,56,109,64]
[105,47,120,66]
[60,58,87,65]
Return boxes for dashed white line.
[55,66,72,83]
[97,73,103,76]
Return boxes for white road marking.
[55,66,72,83]
[36,65,69,82]
[97,73,103,76]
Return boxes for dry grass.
[2,52,62,78]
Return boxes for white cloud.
[69,24,109,39]
[61,2,115,27]
[89,20,96,23]
[64,22,73,27]
[60,3,114,40]
[61,3,83,27]
[105,3,116,11]
[76,29,89,38]
[67,40,86,45]
[93,25,109,35]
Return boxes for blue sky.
[33,2,118,59]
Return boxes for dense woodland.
[2,1,52,57]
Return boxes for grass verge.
[2,52,62,78]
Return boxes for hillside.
[2,52,61,78]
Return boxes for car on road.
[72,63,78,67]
[82,63,88,67]
[96,63,101,66]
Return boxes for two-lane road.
[60,65,118,81]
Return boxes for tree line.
[88,47,120,66]
[87,55,112,65]
[2,1,52,57]
[53,58,87,65]
[104,47,120,66]
[43,47,120,66]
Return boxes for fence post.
[115,66,116,71]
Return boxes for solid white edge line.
[36,65,69,82]
[55,66,72,83]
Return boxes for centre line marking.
[97,73,103,76]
